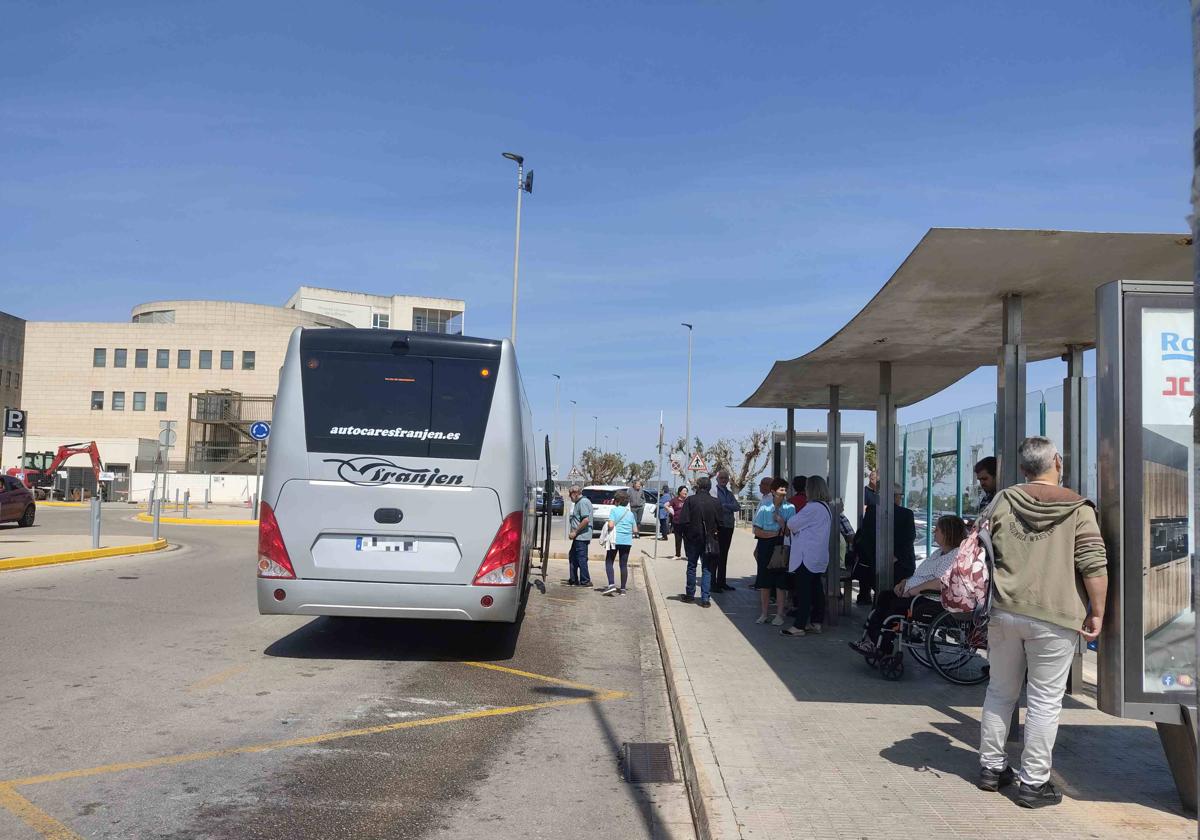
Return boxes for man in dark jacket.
[852,483,916,605]
[678,475,723,608]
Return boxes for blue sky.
[0,1,1190,469]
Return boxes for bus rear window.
[302,352,498,460]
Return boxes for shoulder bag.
[767,506,790,570]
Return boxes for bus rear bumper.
[257,577,522,623]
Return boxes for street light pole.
[502,152,533,344]
[593,416,598,451]
[615,425,620,454]
[552,374,561,479]
[570,400,577,469]
[682,322,693,453]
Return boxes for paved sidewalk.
[645,529,1193,840]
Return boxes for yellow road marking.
[461,660,622,695]
[133,514,257,527]
[6,694,617,789]
[0,661,626,837]
[186,664,249,692]
[0,785,82,839]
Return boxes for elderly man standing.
[709,469,740,592]
[977,437,1107,808]
[628,479,647,539]
[565,485,594,588]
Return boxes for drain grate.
[622,742,676,783]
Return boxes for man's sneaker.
[699,599,711,608]
[723,584,737,591]
[680,594,695,603]
[805,623,822,634]
[602,585,618,596]
[617,588,627,595]
[977,765,1016,792]
[1017,780,1062,808]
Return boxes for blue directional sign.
[249,421,271,441]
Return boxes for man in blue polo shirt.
[566,485,593,587]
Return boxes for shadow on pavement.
[708,568,1185,818]
[263,615,520,662]
[531,685,680,839]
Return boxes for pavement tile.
[647,528,1195,840]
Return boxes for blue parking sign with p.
[4,407,25,438]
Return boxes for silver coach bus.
[256,328,536,624]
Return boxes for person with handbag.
[600,491,637,595]
[668,486,689,558]
[781,475,834,636]
[678,475,723,607]
[753,477,795,625]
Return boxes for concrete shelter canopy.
[739,227,1193,410]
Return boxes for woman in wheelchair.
[849,514,968,656]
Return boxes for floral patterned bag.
[939,501,997,614]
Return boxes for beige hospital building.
[1,287,465,502]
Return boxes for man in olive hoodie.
[977,437,1107,808]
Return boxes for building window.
[135,349,148,368]
[4,371,10,387]
[156,349,169,369]
[199,350,212,369]
[372,313,390,329]
[112,391,125,411]
[13,373,17,389]
[133,392,146,411]
[114,348,127,368]
[242,351,255,370]
[412,308,464,335]
[178,349,191,369]
[90,391,104,410]
[220,350,233,370]
[154,392,167,411]
[93,348,106,368]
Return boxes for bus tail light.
[474,512,522,586]
[257,501,296,579]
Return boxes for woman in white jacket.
[781,476,834,637]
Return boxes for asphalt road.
[0,507,693,839]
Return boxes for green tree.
[865,440,878,472]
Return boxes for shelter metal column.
[997,294,1027,489]
[876,362,897,598]
[826,384,841,626]
[1063,345,1086,494]
[786,408,796,483]
[1062,343,1088,697]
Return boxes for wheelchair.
[864,596,990,685]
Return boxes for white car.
[579,485,659,535]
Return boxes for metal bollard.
[183,490,190,519]
[90,497,101,549]
[152,498,162,541]
[204,488,210,508]
[148,488,155,513]
[252,493,258,518]
[174,488,179,509]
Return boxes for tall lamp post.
[570,400,578,470]
[615,425,620,454]
[681,322,693,453]
[501,152,534,344]
[552,374,561,480]
[593,416,599,451]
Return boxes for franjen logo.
[324,457,466,487]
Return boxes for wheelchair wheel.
[926,611,990,685]
[906,622,935,669]
[879,653,905,681]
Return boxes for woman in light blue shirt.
[603,490,636,595]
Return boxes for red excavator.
[5,442,105,500]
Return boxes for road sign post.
[249,422,271,518]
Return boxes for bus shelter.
[739,227,1196,807]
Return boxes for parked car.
[580,485,659,534]
[536,489,564,515]
[0,474,36,527]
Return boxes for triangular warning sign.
[568,466,583,480]
[688,453,708,472]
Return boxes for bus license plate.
[355,537,417,553]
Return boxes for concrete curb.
[642,556,742,840]
[36,500,89,508]
[134,513,257,527]
[0,538,170,572]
